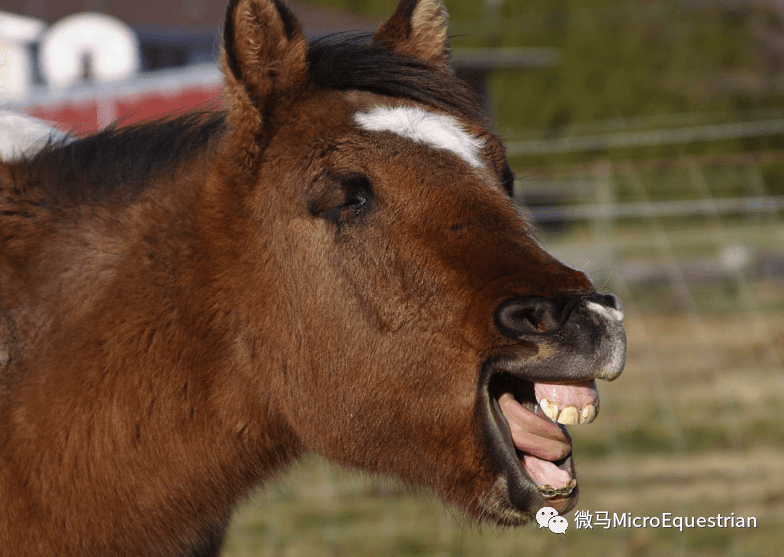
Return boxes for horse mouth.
[480,367,602,521]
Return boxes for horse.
[0,0,626,555]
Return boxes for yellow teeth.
[580,404,597,424]
[540,399,598,425]
[540,398,560,422]
[557,406,579,425]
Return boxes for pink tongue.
[497,393,570,461]
[522,454,573,489]
[534,380,599,410]
[497,393,575,489]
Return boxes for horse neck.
[0,159,303,539]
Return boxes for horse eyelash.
[501,164,516,197]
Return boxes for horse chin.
[476,363,581,525]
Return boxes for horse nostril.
[494,296,560,338]
[604,294,623,313]
[587,292,623,321]
[587,292,624,318]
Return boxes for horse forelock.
[307,32,484,123]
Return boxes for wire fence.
[506,118,784,156]
[522,154,784,555]
[520,154,784,311]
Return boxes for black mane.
[28,111,227,205]
[24,33,483,205]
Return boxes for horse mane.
[20,33,482,206]
[23,111,227,206]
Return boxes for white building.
[0,11,45,100]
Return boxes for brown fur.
[0,1,623,555]
[374,0,451,65]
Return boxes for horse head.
[215,0,626,524]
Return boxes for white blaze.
[354,106,485,169]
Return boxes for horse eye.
[309,174,374,225]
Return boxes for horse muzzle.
[476,292,626,522]
[492,292,626,382]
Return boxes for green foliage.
[299,0,784,165]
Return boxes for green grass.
[221,460,778,556]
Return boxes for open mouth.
[482,367,601,515]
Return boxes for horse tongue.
[498,393,572,488]
[522,454,573,490]
[496,393,571,461]
[496,393,573,489]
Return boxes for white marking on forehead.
[354,106,486,169]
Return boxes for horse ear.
[373,0,450,67]
[221,0,309,168]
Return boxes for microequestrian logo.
[548,516,569,534]
[537,506,569,534]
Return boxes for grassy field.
[219,209,784,556]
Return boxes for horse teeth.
[556,406,579,425]
[540,398,597,425]
[579,404,597,424]
[540,398,560,422]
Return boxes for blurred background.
[2,0,784,555]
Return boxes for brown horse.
[0,0,626,554]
